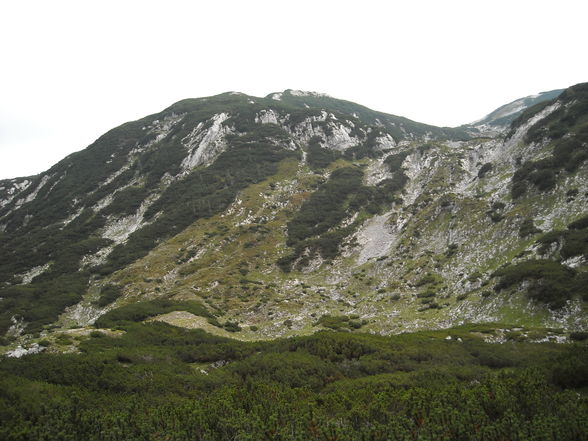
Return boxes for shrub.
[551,346,588,388]
[570,331,588,341]
[519,219,542,238]
[477,162,493,178]
[537,220,588,259]
[95,299,212,328]
[445,243,459,257]
[306,136,341,169]
[55,334,73,345]
[223,321,242,333]
[97,140,298,275]
[314,314,363,331]
[493,260,577,308]
[569,215,588,230]
[510,91,588,198]
[415,273,441,287]
[417,290,436,299]
[94,284,123,307]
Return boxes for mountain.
[464,88,564,135]
[1,84,587,353]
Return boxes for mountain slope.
[1,84,587,352]
[464,88,564,135]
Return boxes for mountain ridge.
[0,87,559,183]
[465,88,564,133]
[1,83,587,354]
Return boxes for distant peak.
[286,89,331,98]
[266,90,332,101]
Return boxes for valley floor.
[1,322,587,440]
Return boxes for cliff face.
[1,85,587,349]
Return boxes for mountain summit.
[1,84,587,351]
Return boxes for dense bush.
[0,273,90,334]
[519,218,542,238]
[280,152,410,271]
[287,167,364,244]
[537,217,588,259]
[314,314,364,330]
[0,324,587,440]
[569,214,588,230]
[493,259,577,308]
[94,299,213,328]
[223,321,242,333]
[506,99,556,138]
[94,284,123,307]
[510,84,588,198]
[279,167,366,270]
[98,140,297,275]
[477,162,493,178]
[306,136,342,169]
[0,204,117,332]
[525,83,588,144]
[100,185,151,217]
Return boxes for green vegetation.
[378,151,410,194]
[222,321,242,332]
[445,243,459,257]
[537,215,588,259]
[511,159,558,198]
[277,89,470,141]
[507,100,556,138]
[493,260,579,308]
[314,314,365,330]
[525,83,588,143]
[569,214,588,230]
[486,201,506,222]
[0,273,89,334]
[0,324,586,440]
[279,166,367,270]
[94,299,213,328]
[494,215,588,308]
[97,139,298,275]
[306,136,342,169]
[287,167,364,242]
[0,96,304,332]
[519,218,542,238]
[511,83,588,198]
[0,208,113,333]
[477,162,493,178]
[415,272,443,287]
[0,119,146,236]
[571,331,588,341]
[280,152,409,271]
[94,284,123,307]
[99,185,151,217]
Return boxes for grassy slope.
[47,134,585,343]
[3,87,587,349]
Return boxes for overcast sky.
[1,0,586,179]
